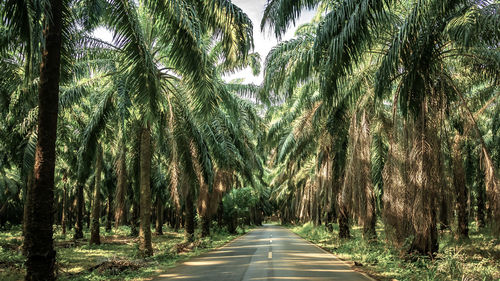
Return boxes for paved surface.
[155,224,373,281]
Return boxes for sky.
[228,0,316,84]
[93,1,316,85]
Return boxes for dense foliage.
[262,0,499,255]
[0,0,499,280]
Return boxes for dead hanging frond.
[408,98,439,255]
[383,95,442,255]
[342,109,377,239]
[292,101,322,139]
[481,146,500,235]
[382,115,415,248]
[207,169,233,216]
[317,132,335,214]
[190,140,210,218]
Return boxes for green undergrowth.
[288,222,499,281]
[0,225,251,281]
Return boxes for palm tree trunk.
[90,147,103,245]
[364,193,377,239]
[61,183,67,235]
[409,99,438,256]
[115,143,127,228]
[74,183,84,239]
[476,164,486,228]
[217,200,224,227]
[86,200,91,229]
[452,135,469,239]
[130,198,139,237]
[198,186,210,237]
[22,171,33,255]
[338,203,350,239]
[24,0,63,278]
[185,191,195,241]
[326,208,336,232]
[139,125,153,256]
[439,197,450,230]
[105,192,112,233]
[155,197,163,235]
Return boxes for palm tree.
[263,20,384,239]
[14,0,63,278]
[262,0,500,254]
[90,0,254,253]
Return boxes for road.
[155,224,373,281]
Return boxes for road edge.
[283,226,378,281]
[150,227,258,280]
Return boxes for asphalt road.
[156,224,373,281]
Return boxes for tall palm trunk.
[139,125,153,256]
[185,190,195,242]
[338,203,350,239]
[90,146,103,245]
[114,141,127,228]
[439,197,450,230]
[476,164,486,228]
[197,180,210,237]
[155,197,163,235]
[24,0,63,279]
[130,198,139,237]
[74,183,84,239]
[61,183,67,235]
[86,203,91,229]
[409,99,438,255]
[191,141,210,237]
[105,192,112,233]
[217,200,224,227]
[452,135,469,239]
[22,171,34,255]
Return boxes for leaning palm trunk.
[24,0,62,278]
[90,146,103,245]
[139,125,153,256]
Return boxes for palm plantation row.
[1,0,269,279]
[262,0,499,252]
[0,0,499,280]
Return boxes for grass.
[288,221,500,281]
[0,224,250,281]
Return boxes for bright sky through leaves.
[228,0,316,84]
[92,0,316,85]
